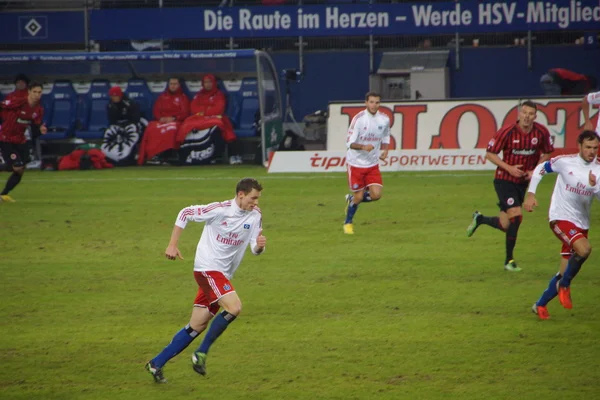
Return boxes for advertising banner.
[89,1,600,40]
[327,98,597,152]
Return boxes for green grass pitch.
[1,166,599,400]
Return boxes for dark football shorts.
[0,142,28,169]
[494,179,528,212]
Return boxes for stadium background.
[2,2,600,399]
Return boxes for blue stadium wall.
[272,46,600,119]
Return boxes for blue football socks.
[536,273,561,307]
[345,202,358,224]
[560,254,587,288]
[152,324,199,368]
[197,311,237,354]
[362,190,372,202]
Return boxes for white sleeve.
[528,161,554,193]
[587,91,600,105]
[382,116,391,145]
[346,114,361,149]
[174,202,223,229]
[249,215,264,255]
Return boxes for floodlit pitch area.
[1,166,599,400]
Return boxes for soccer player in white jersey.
[524,131,600,320]
[582,90,600,136]
[343,92,390,234]
[145,178,266,383]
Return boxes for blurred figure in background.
[138,77,190,165]
[102,86,143,165]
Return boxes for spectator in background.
[102,86,143,166]
[179,74,243,165]
[540,68,597,96]
[138,77,190,165]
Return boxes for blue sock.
[152,324,199,368]
[197,311,236,354]
[536,273,561,307]
[345,202,358,224]
[362,190,372,203]
[560,254,587,288]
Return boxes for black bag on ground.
[178,127,218,165]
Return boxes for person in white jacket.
[146,178,266,383]
[524,130,600,320]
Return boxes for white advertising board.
[327,97,594,151]
[268,97,597,173]
[267,149,492,173]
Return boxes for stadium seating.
[125,78,153,121]
[42,80,78,140]
[235,78,259,138]
[31,77,261,142]
[75,79,110,140]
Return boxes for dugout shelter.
[0,49,283,165]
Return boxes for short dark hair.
[28,81,42,90]
[577,130,600,144]
[365,91,381,101]
[15,73,30,84]
[520,100,537,110]
[236,178,263,195]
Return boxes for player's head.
[364,92,381,115]
[27,81,43,104]
[108,86,123,103]
[236,178,263,211]
[15,73,30,91]
[518,100,537,130]
[168,77,181,93]
[577,130,599,163]
[202,74,216,92]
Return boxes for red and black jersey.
[487,121,554,184]
[0,97,44,144]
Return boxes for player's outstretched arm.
[165,225,184,261]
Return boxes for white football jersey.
[346,109,391,168]
[531,154,600,229]
[175,199,263,279]
[586,91,600,136]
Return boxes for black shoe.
[145,361,167,383]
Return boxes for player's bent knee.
[13,167,25,175]
[506,207,522,218]
[223,305,242,316]
[577,245,592,259]
[189,320,208,332]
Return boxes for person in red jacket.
[180,74,242,164]
[138,78,190,165]
[0,81,47,203]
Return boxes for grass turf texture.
[1,166,599,400]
